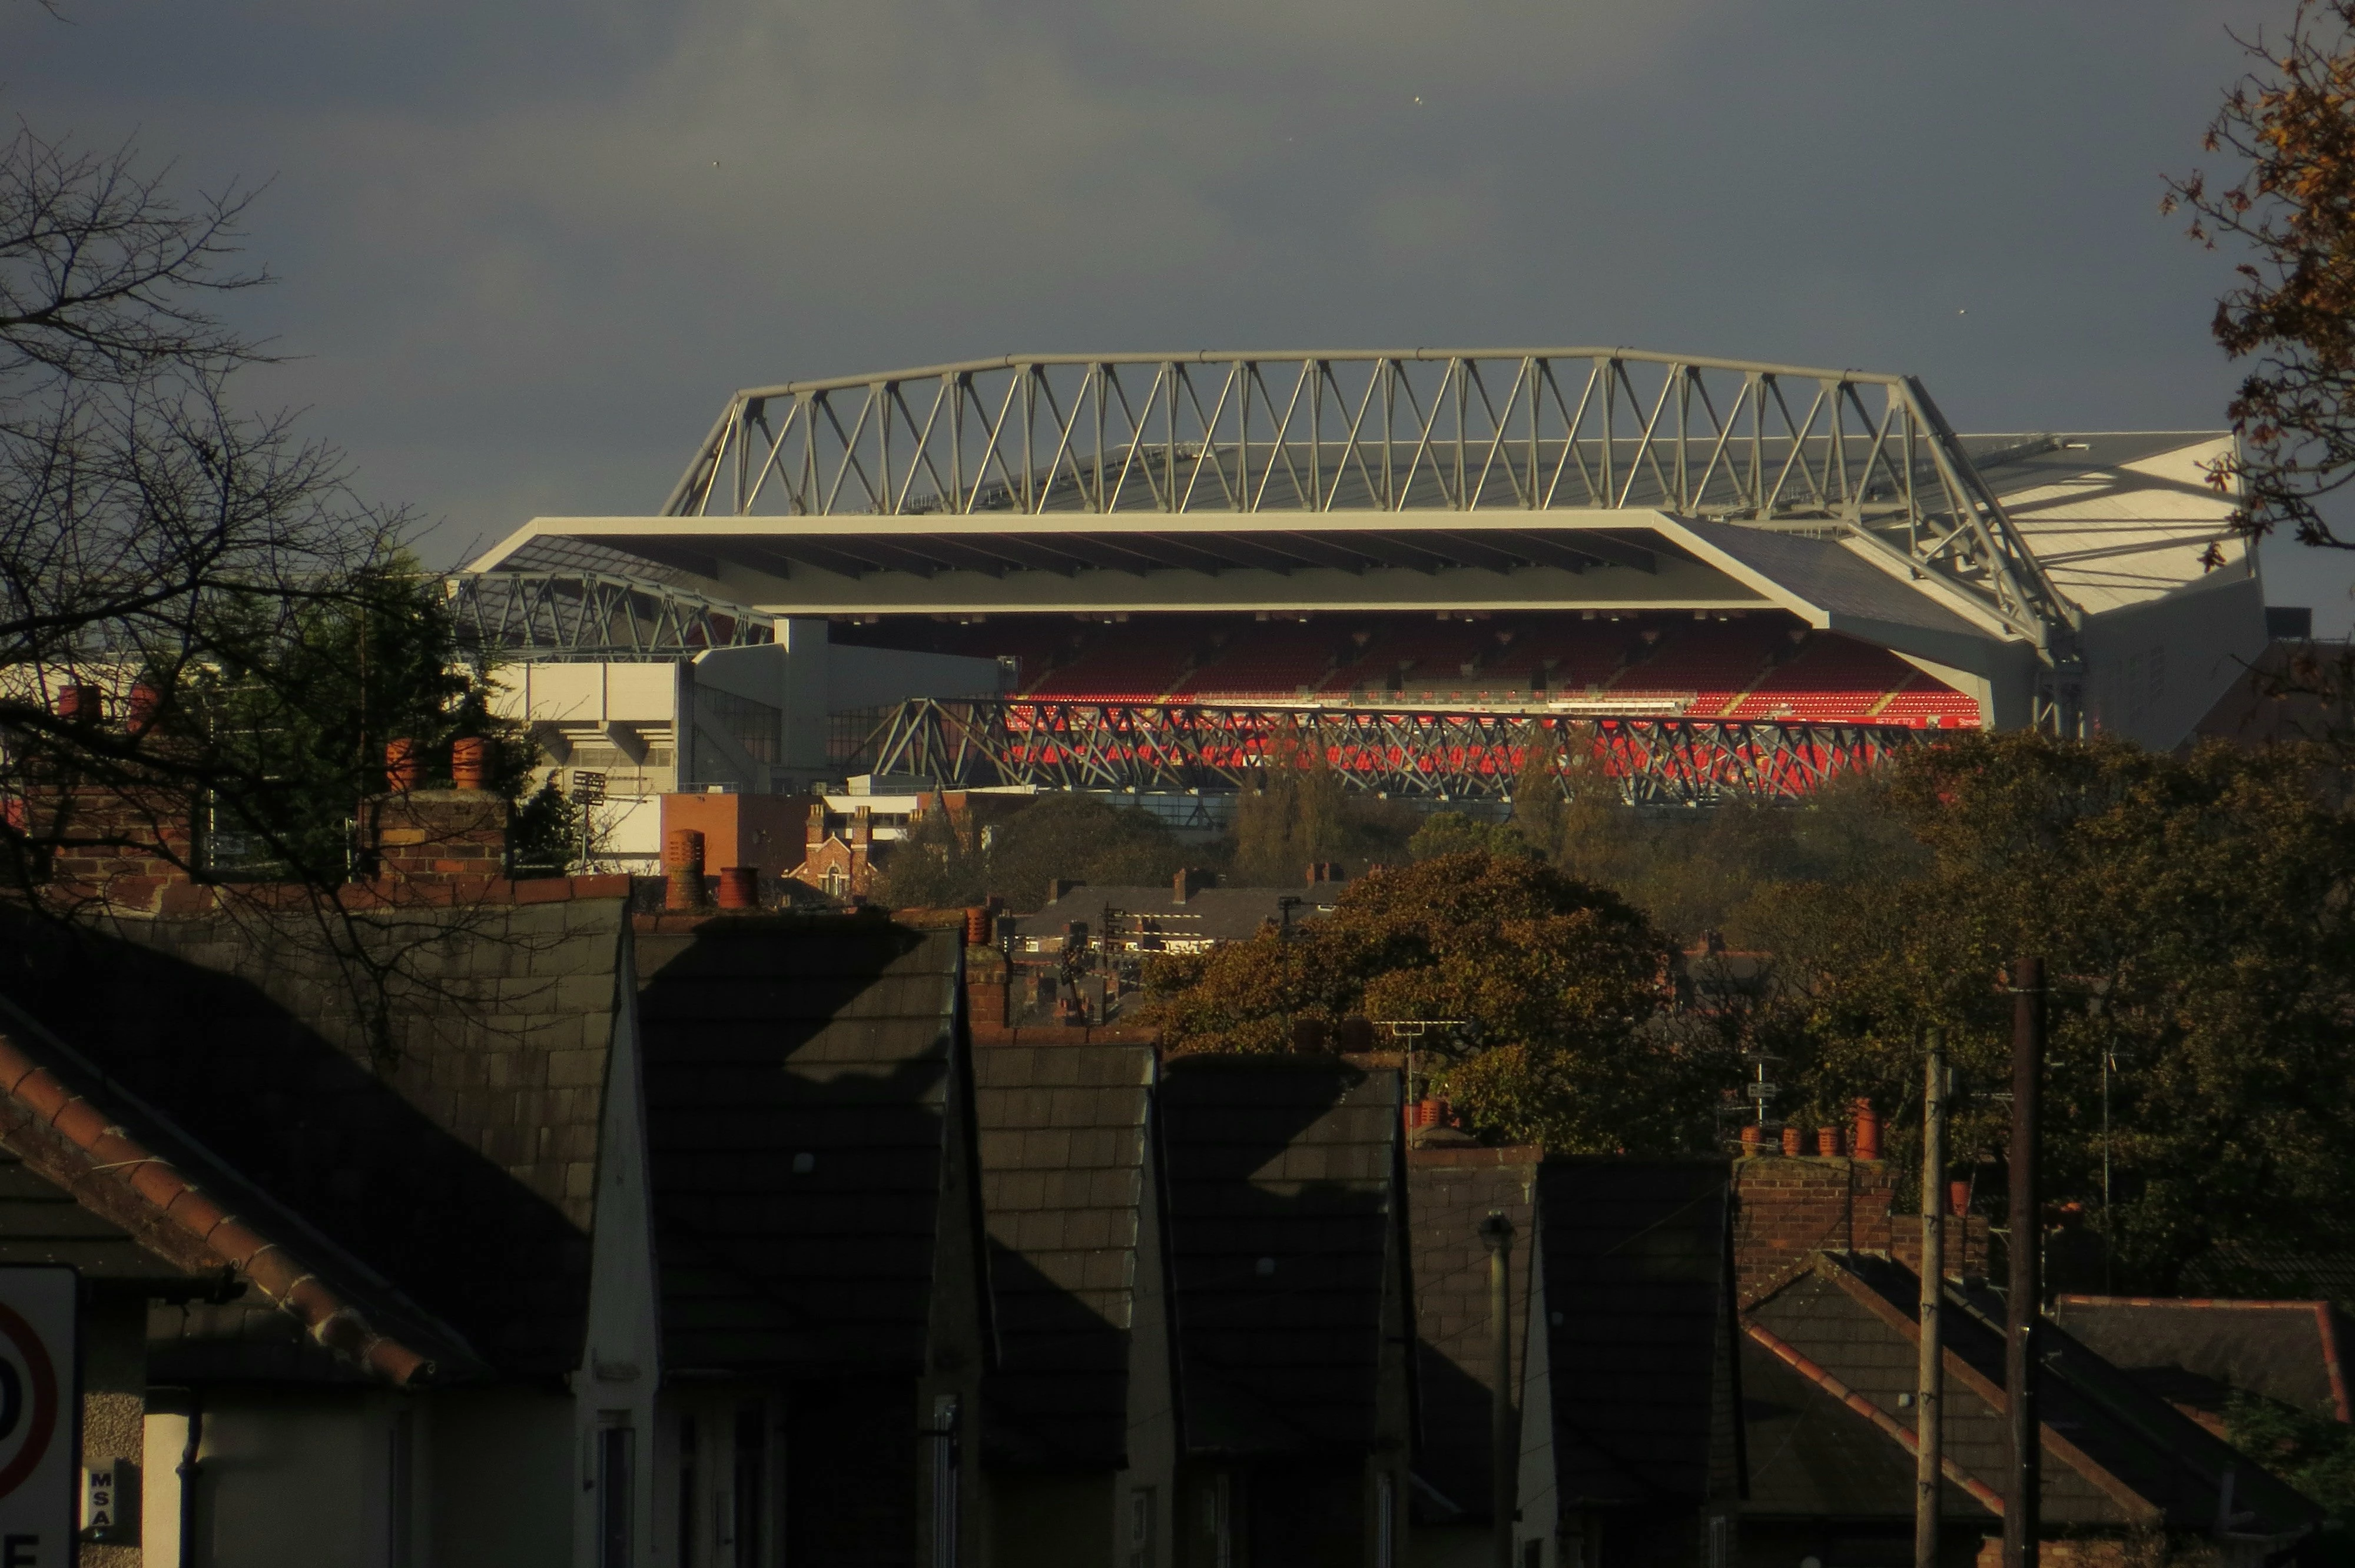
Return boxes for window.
[1374,1471,1394,1568]
[732,1403,766,1568]
[678,1415,698,1568]
[1127,1486,1156,1568]
[1200,1473,1232,1568]
[598,1420,634,1568]
[929,1395,960,1568]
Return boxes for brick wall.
[365,789,510,894]
[1734,1154,1989,1308]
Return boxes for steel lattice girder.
[849,699,1934,806]
[446,571,774,660]
[663,349,2074,657]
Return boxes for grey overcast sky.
[12,0,2355,629]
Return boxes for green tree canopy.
[1753,730,2355,1291]
[1140,851,1703,1152]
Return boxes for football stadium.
[458,349,2266,837]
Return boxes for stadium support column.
[776,617,832,784]
[2003,959,2046,1568]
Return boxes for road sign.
[0,1268,75,1567]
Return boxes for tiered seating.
[1722,633,1981,726]
[1172,621,1345,698]
[1487,620,1640,692]
[1876,685,1981,727]
[1724,634,1907,722]
[1027,640,1197,700]
[1327,620,1495,696]
[1611,619,1786,713]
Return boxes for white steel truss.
[848,697,1932,807]
[447,571,774,662]
[663,350,2075,658]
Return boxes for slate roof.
[1746,1254,2322,1537]
[1160,1054,1401,1458]
[634,915,965,1374]
[0,899,629,1380]
[1537,1160,1737,1510]
[1406,1147,1537,1522]
[2054,1296,2350,1426]
[973,1040,1156,1469]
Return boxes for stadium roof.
[470,351,2251,672]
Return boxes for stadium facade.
[463,350,2266,851]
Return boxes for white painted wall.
[2079,569,2268,749]
[142,1392,417,1568]
[572,932,665,1567]
[429,1388,575,1568]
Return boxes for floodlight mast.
[659,350,2079,676]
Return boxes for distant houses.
[0,782,2337,1567]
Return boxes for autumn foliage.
[1137,851,1702,1153]
[2165,0,2355,547]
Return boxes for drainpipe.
[1480,1211,1516,1568]
[178,1388,205,1568]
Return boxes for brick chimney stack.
[364,749,512,898]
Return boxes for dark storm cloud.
[8,0,2349,623]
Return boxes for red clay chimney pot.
[55,684,101,725]
[1817,1127,1844,1158]
[716,866,758,909]
[450,736,489,791]
[1781,1126,1803,1157]
[1949,1180,1971,1217]
[385,738,421,793]
[665,828,706,873]
[1850,1097,1882,1161]
[126,682,162,736]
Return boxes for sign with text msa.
[0,1269,74,1568]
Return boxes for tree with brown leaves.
[2166,0,2355,550]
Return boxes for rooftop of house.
[0,993,477,1386]
[1159,1052,1401,1459]
[1538,1158,1737,1512]
[2051,1295,2351,1426]
[0,896,631,1381]
[972,1039,1156,1469]
[1745,1253,2322,1538]
[1405,1146,1538,1524]
[633,915,964,1375]
[1004,884,1341,948]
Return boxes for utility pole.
[2003,958,2046,1568]
[1480,1211,1516,1568]
[1916,1031,1948,1568]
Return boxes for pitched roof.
[1537,1159,1736,1510]
[1160,1053,1401,1458]
[1405,1147,1537,1522]
[1739,1331,1984,1521]
[0,1000,470,1386]
[973,1040,1156,1469]
[0,899,631,1380]
[633,915,964,1374]
[1746,1254,2322,1537]
[2053,1296,2351,1426]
